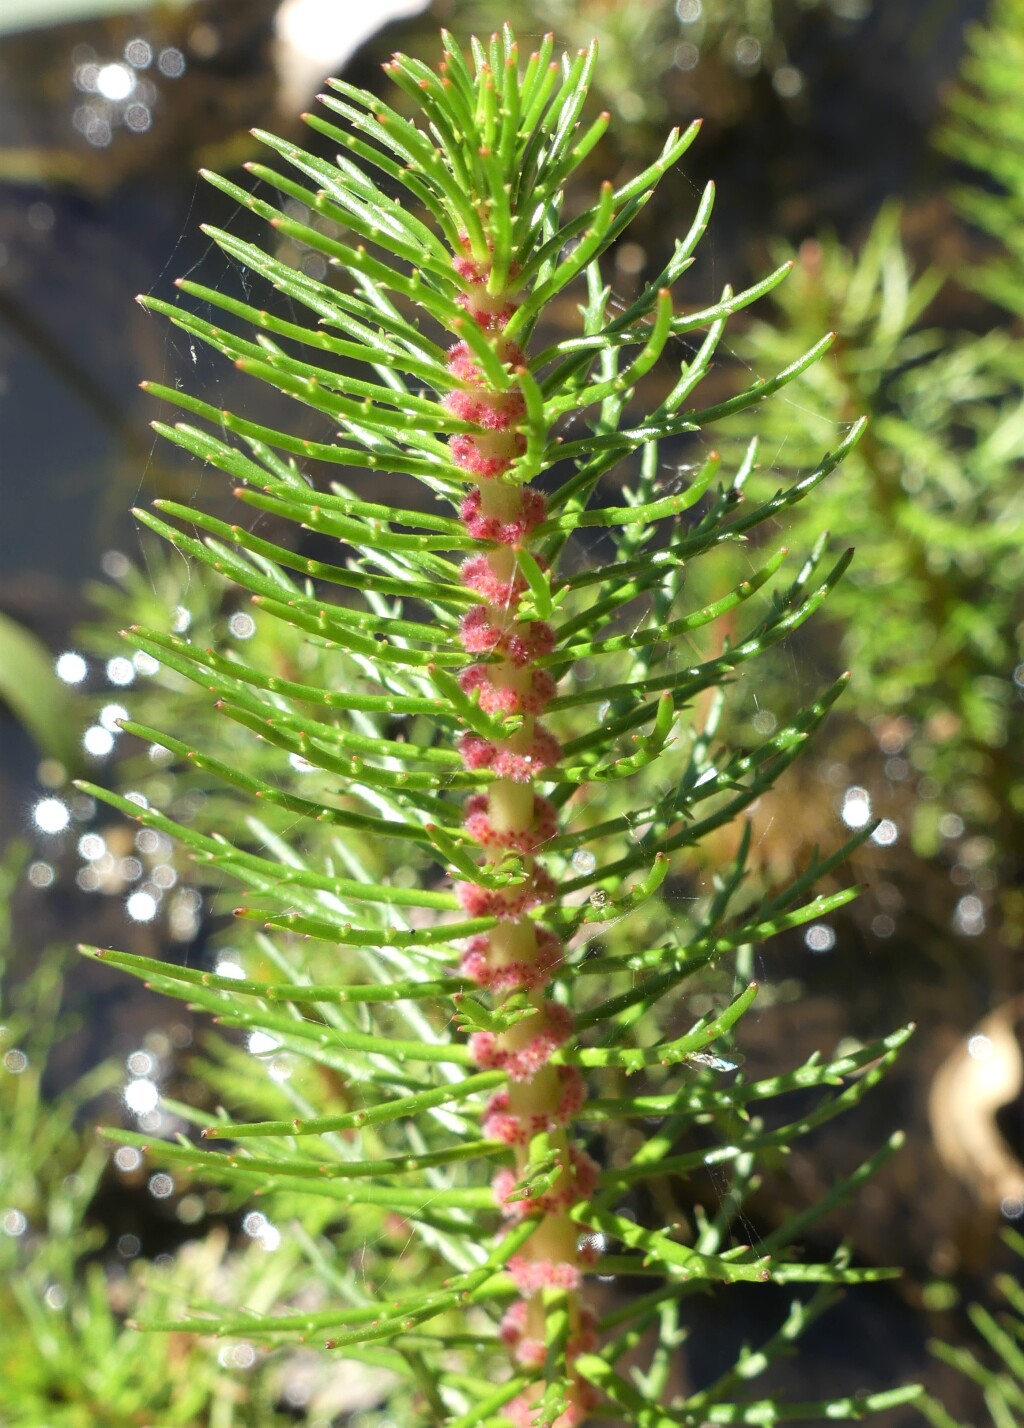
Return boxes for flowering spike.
[119,22,889,1428]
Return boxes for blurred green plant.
[941,0,1024,320]
[0,611,83,770]
[718,198,1024,939]
[455,0,871,133]
[918,1230,1024,1428]
[0,842,302,1426]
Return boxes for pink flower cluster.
[460,923,562,989]
[493,1146,599,1221]
[455,867,556,919]
[444,330,525,479]
[500,1299,599,1372]
[460,485,547,545]
[458,728,561,782]
[446,385,526,431]
[505,1377,601,1428]
[468,999,572,1081]
[460,553,528,605]
[446,336,525,383]
[459,664,556,717]
[445,235,598,1417]
[503,1392,595,1428]
[482,1067,585,1146]
[449,430,527,479]
[507,1253,582,1295]
[459,606,555,666]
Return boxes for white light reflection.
[675,41,699,70]
[84,115,113,147]
[33,798,70,835]
[243,1211,281,1251]
[955,896,985,937]
[3,1209,28,1236]
[840,786,871,829]
[177,1193,204,1225]
[125,104,152,133]
[773,65,803,98]
[871,819,898,847]
[215,957,245,980]
[125,38,152,68]
[78,828,105,856]
[248,1030,281,1056]
[804,923,836,953]
[106,656,135,686]
[169,889,202,941]
[126,891,158,923]
[101,551,130,579]
[55,651,87,684]
[734,35,761,68]
[99,703,129,733]
[83,726,115,758]
[157,48,186,77]
[219,1342,257,1369]
[124,1078,159,1115]
[96,63,134,100]
[114,1145,142,1172]
[228,611,256,639]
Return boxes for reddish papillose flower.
[462,792,558,854]
[455,867,556,919]
[459,664,556,716]
[458,727,561,781]
[460,553,529,605]
[468,998,572,1080]
[460,485,547,544]
[443,218,598,1416]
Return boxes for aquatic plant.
[715,0,1024,952]
[0,841,301,1428]
[942,0,1024,323]
[81,28,916,1426]
[918,1229,1024,1428]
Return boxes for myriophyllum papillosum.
[442,230,599,1425]
[82,26,918,1428]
